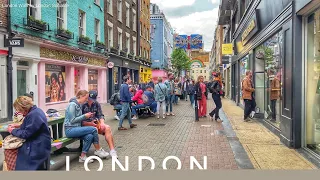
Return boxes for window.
[140,22,142,36]
[125,3,130,27]
[200,70,202,73]
[57,0,66,29]
[107,24,113,48]
[94,19,100,42]
[94,0,100,6]
[133,38,137,56]
[140,47,142,56]
[27,0,37,18]
[117,0,122,22]
[118,28,123,49]
[204,70,206,73]
[192,70,194,73]
[79,10,86,36]
[126,35,130,53]
[107,0,113,15]
[132,10,136,31]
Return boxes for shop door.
[17,69,28,97]
[254,72,265,115]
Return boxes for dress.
[198,82,207,117]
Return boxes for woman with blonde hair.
[64,90,109,163]
[6,96,51,170]
[195,75,207,119]
[154,77,168,119]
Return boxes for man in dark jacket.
[209,72,223,122]
[119,75,137,130]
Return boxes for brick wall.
[139,0,151,61]
[105,0,138,53]
[0,0,8,29]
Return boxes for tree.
[171,48,191,77]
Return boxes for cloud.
[150,0,196,8]
[168,8,219,51]
[211,0,220,5]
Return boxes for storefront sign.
[222,44,233,55]
[241,11,259,45]
[4,38,24,47]
[45,64,66,103]
[221,56,230,64]
[107,62,114,68]
[72,55,88,64]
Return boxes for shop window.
[88,69,98,91]
[45,64,66,103]
[239,55,249,107]
[114,68,119,87]
[254,31,283,128]
[305,9,320,154]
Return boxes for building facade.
[139,0,152,83]
[9,0,108,113]
[150,3,173,80]
[105,0,150,99]
[217,0,320,165]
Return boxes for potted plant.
[110,46,118,54]
[120,50,127,57]
[95,40,105,49]
[79,35,91,45]
[57,28,73,39]
[27,16,47,31]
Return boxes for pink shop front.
[38,47,108,112]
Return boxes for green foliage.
[28,16,47,25]
[171,48,191,75]
[59,28,72,35]
[80,35,90,41]
[96,40,105,46]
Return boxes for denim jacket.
[64,98,86,128]
[154,83,168,102]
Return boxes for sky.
[150,0,220,51]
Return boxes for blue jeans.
[119,102,133,127]
[114,104,122,116]
[189,94,195,105]
[174,95,179,104]
[166,94,175,113]
[150,102,157,113]
[65,126,99,154]
[132,104,146,115]
[183,91,188,100]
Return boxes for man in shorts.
[82,90,118,158]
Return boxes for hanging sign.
[107,61,114,68]
[4,38,24,47]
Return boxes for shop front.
[0,34,8,120]
[140,65,152,83]
[38,47,108,111]
[152,69,168,82]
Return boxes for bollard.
[194,91,199,121]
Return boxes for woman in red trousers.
[196,75,207,119]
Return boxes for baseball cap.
[88,90,98,101]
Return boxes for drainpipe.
[7,0,13,121]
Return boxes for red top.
[132,89,144,104]
[200,83,206,94]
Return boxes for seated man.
[82,90,118,158]
[131,88,145,120]
[110,92,122,120]
[143,85,157,113]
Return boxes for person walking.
[182,79,190,101]
[173,78,181,104]
[242,70,256,122]
[164,73,175,116]
[195,75,207,119]
[118,75,137,130]
[154,77,168,119]
[188,79,196,108]
[209,72,223,122]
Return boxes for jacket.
[120,83,132,103]
[270,77,281,100]
[64,98,86,127]
[187,83,196,95]
[195,82,207,100]
[12,106,51,170]
[164,80,174,95]
[210,80,222,95]
[132,89,144,104]
[143,91,155,105]
[154,83,168,102]
[242,77,255,100]
[182,81,189,92]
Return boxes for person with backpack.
[109,92,121,120]
[242,70,256,122]
[143,85,157,113]
[155,77,168,119]
[209,72,223,122]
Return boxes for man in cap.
[82,90,118,158]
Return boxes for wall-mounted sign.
[241,11,259,45]
[221,56,230,64]
[72,55,89,64]
[107,61,114,68]
[4,38,24,47]
[222,43,233,55]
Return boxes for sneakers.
[94,148,110,159]
[250,111,255,119]
[109,149,118,159]
[114,115,120,121]
[132,116,138,120]
[79,156,94,163]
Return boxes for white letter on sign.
[162,156,182,170]
[138,156,155,171]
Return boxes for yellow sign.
[242,19,256,42]
[222,43,233,55]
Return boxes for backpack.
[110,93,120,105]
[142,93,149,104]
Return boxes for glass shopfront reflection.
[305,8,320,154]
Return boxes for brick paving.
[64,97,241,171]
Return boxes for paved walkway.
[221,99,317,169]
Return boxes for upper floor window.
[107,0,113,15]
[27,0,37,18]
[94,0,100,6]
[79,10,86,36]
[126,5,130,27]
[57,0,66,29]
[118,0,122,22]
[107,24,113,48]
[132,10,137,31]
[94,19,100,42]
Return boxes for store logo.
[107,62,114,68]
[4,38,24,47]
[72,55,89,64]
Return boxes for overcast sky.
[150,0,219,51]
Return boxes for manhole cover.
[147,123,166,126]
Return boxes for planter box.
[95,43,105,49]
[120,51,127,57]
[57,29,72,39]
[27,19,47,31]
[79,37,91,45]
[128,54,134,60]
[110,48,118,54]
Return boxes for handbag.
[2,135,25,150]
